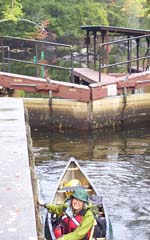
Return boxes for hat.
[72,188,89,203]
[64,179,82,198]
[65,179,81,188]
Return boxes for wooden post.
[87,98,93,133]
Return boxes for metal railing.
[99,34,150,82]
[0,36,74,82]
[1,34,150,84]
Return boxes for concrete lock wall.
[24,98,89,131]
[23,93,150,131]
[92,93,150,129]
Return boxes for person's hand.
[37,199,45,207]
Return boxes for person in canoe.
[38,187,95,240]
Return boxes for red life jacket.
[54,209,91,240]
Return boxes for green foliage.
[21,0,45,23]
[2,1,23,22]
[48,59,77,82]
[0,20,36,37]
[7,62,37,76]
[41,0,108,42]
[101,0,147,29]
[145,0,150,16]
[0,0,150,41]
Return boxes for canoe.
[44,157,113,240]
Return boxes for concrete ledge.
[0,98,37,239]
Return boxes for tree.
[2,0,23,22]
[0,0,47,37]
[145,0,150,15]
[40,0,108,43]
[0,0,150,41]
[101,0,148,29]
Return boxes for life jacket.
[54,209,91,240]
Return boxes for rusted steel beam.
[0,72,90,102]
[52,84,90,102]
[117,71,150,83]
[10,83,59,92]
[117,72,150,90]
[90,85,108,100]
[0,74,58,92]
[117,81,136,88]
[118,80,150,90]
[1,71,150,102]
[136,80,150,89]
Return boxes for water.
[32,127,150,240]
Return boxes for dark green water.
[32,127,150,240]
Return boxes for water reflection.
[32,127,150,240]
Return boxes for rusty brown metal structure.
[0,71,150,102]
[80,25,150,73]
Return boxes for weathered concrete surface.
[122,93,150,127]
[24,98,89,131]
[0,98,37,240]
[93,93,150,129]
[24,93,150,131]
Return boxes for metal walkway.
[0,98,37,239]
[73,67,119,84]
